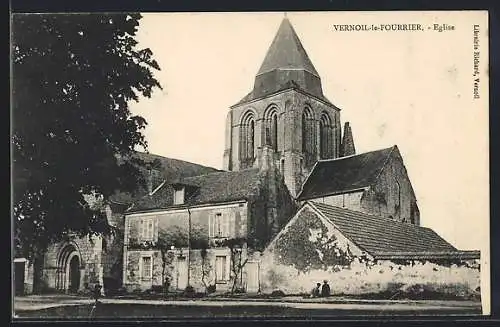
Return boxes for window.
[174,187,185,205]
[302,106,316,164]
[140,218,154,241]
[210,213,229,238]
[395,180,401,207]
[264,107,278,152]
[239,111,255,169]
[319,112,332,159]
[215,255,228,282]
[141,256,152,279]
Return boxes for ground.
[14,294,482,319]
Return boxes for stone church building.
[15,17,479,296]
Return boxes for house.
[122,165,296,293]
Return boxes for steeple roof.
[257,17,319,77]
[233,17,332,107]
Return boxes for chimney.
[340,122,356,157]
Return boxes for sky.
[128,11,489,255]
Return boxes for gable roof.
[257,17,319,77]
[297,146,396,200]
[129,168,262,212]
[309,201,479,260]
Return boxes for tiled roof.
[130,168,262,212]
[309,202,479,260]
[109,151,219,205]
[297,146,396,200]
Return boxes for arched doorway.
[68,255,80,293]
[56,243,82,293]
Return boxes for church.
[15,17,480,296]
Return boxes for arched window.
[302,106,315,164]
[319,112,332,159]
[395,180,402,218]
[264,106,278,152]
[239,111,255,169]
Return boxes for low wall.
[258,254,480,299]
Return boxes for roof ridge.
[316,146,395,163]
[373,145,398,183]
[309,201,431,232]
[182,167,259,180]
[133,151,219,170]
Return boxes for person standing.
[321,280,331,297]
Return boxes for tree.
[156,228,187,297]
[225,237,248,294]
[12,13,162,260]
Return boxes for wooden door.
[15,261,25,296]
[245,261,260,293]
[177,258,188,290]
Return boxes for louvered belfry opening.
[319,111,333,159]
[264,106,278,152]
[239,111,256,169]
[302,106,316,166]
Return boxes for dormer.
[171,182,200,205]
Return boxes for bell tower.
[223,17,348,197]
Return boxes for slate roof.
[233,80,334,107]
[109,151,219,205]
[257,18,319,76]
[129,168,262,212]
[297,146,396,200]
[309,201,479,260]
[233,18,336,107]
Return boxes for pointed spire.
[257,17,319,76]
[251,17,324,100]
[340,122,356,157]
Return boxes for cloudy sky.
[129,11,489,254]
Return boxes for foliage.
[274,208,354,272]
[206,284,216,294]
[12,13,162,260]
[225,237,248,293]
[199,245,213,293]
[270,290,286,297]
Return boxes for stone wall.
[225,89,341,197]
[124,203,249,292]
[264,206,364,272]
[258,205,478,298]
[125,202,248,247]
[14,258,34,295]
[40,235,104,293]
[310,147,420,225]
[312,191,364,213]
[123,247,246,294]
[361,147,420,225]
